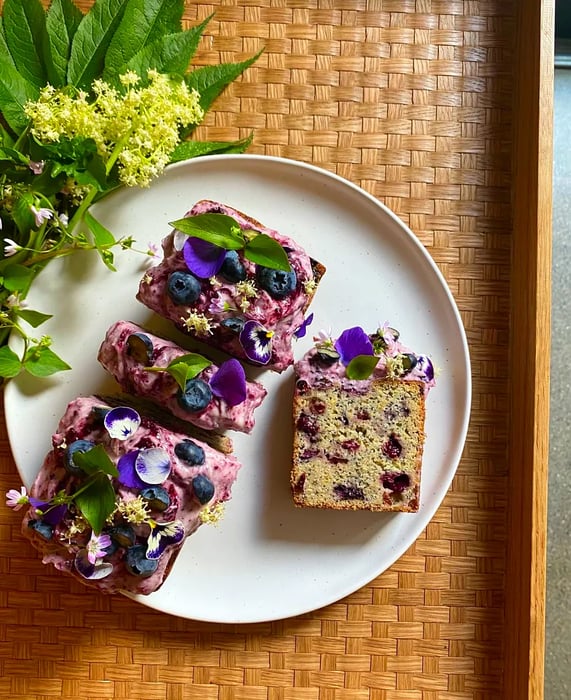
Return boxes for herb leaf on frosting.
[345,354,379,380]
[146,352,212,391]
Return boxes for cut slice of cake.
[98,320,267,434]
[291,325,435,512]
[21,396,241,595]
[136,199,325,372]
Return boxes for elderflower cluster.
[24,71,204,188]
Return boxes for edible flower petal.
[31,501,68,526]
[86,531,112,565]
[410,354,434,382]
[6,486,29,511]
[135,448,171,485]
[146,519,185,560]
[209,358,247,406]
[3,237,21,257]
[239,320,273,364]
[74,548,114,580]
[183,236,226,279]
[104,406,141,440]
[294,312,314,339]
[334,326,374,366]
[117,450,147,489]
[30,205,53,228]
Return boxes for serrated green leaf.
[169,134,253,164]
[67,0,130,89]
[0,18,16,69]
[244,233,291,272]
[45,0,84,87]
[169,213,244,250]
[103,0,185,78]
[23,345,71,377]
[0,52,38,133]
[73,444,119,477]
[2,0,48,88]
[16,308,52,328]
[2,263,34,293]
[185,50,262,114]
[0,345,22,378]
[74,472,116,534]
[345,354,379,380]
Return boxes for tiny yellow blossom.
[235,280,258,299]
[303,279,317,294]
[181,311,213,336]
[199,502,225,525]
[117,496,151,525]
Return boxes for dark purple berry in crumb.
[356,409,370,420]
[341,439,360,451]
[340,414,349,425]
[334,484,365,501]
[296,413,319,436]
[294,473,306,492]
[126,332,154,364]
[382,472,410,493]
[175,439,205,466]
[309,398,326,414]
[382,434,402,459]
[327,454,349,465]
[300,448,320,460]
[296,379,310,394]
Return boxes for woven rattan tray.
[0,1,552,698]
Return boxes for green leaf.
[185,50,263,114]
[2,263,34,293]
[169,134,253,163]
[0,52,38,133]
[84,210,117,271]
[23,345,71,377]
[11,192,35,235]
[103,0,185,78]
[0,345,22,378]
[2,0,48,88]
[244,234,291,272]
[73,444,119,477]
[74,472,116,534]
[67,0,130,89]
[149,352,212,392]
[169,213,245,250]
[345,354,379,380]
[0,18,16,69]
[45,0,84,87]
[16,308,52,328]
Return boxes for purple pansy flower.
[294,312,314,339]
[74,548,113,580]
[183,237,226,279]
[104,406,141,440]
[146,519,185,560]
[29,498,68,526]
[334,326,374,366]
[410,354,434,382]
[239,320,273,364]
[209,358,247,406]
[117,450,147,489]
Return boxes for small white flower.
[58,213,69,227]
[5,293,28,310]
[3,237,21,257]
[31,205,54,228]
[29,160,45,175]
[6,486,29,511]
[145,241,162,267]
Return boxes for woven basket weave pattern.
[0,1,512,698]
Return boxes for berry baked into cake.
[291,325,435,512]
[21,396,241,595]
[137,200,325,372]
[98,320,267,434]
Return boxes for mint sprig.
[146,352,212,391]
[170,213,292,272]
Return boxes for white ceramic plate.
[5,155,471,623]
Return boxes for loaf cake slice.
[21,396,241,595]
[136,199,325,372]
[98,320,267,434]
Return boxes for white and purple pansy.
[74,532,114,580]
[239,320,273,364]
[294,312,314,339]
[183,237,226,278]
[209,359,247,406]
[334,326,375,366]
[146,519,185,560]
[118,448,171,488]
[409,354,435,383]
[104,406,141,440]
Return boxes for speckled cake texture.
[136,199,325,372]
[291,326,435,512]
[22,396,241,595]
[98,320,267,434]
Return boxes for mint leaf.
[74,472,116,534]
[45,0,84,87]
[169,134,253,163]
[244,234,291,272]
[0,345,22,378]
[73,444,119,477]
[169,214,245,250]
[104,0,185,77]
[0,52,38,133]
[67,0,130,89]
[84,210,117,271]
[3,264,34,293]
[345,354,379,380]
[2,0,48,88]
[185,50,263,114]
[16,309,52,328]
[23,345,71,377]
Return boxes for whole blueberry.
[221,317,245,334]
[126,332,154,365]
[175,439,205,466]
[192,474,215,504]
[28,519,53,540]
[178,378,212,413]
[167,271,201,305]
[256,266,297,299]
[125,545,158,578]
[65,439,96,474]
[141,486,170,512]
[107,524,136,549]
[220,250,247,283]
